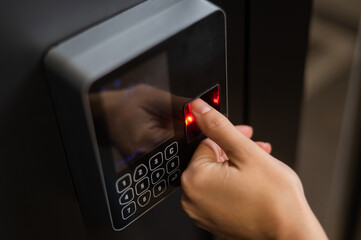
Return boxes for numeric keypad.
[115,141,181,220]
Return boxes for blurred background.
[0,0,359,239]
[296,0,360,239]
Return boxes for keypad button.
[149,152,163,170]
[165,142,178,160]
[153,180,167,197]
[166,156,179,173]
[134,164,148,182]
[151,168,165,184]
[119,188,134,205]
[116,174,132,193]
[168,170,181,186]
[137,190,151,207]
[135,177,149,195]
[121,202,136,220]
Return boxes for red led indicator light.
[213,96,219,105]
[212,86,220,105]
[185,105,195,126]
[185,115,195,126]
[185,85,220,143]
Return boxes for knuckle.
[280,164,303,188]
[181,170,191,191]
[181,165,210,197]
[288,169,302,187]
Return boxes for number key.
[134,164,148,181]
[121,202,136,220]
[166,156,179,173]
[116,174,132,193]
[149,152,163,170]
[151,168,165,184]
[153,180,166,197]
[135,177,149,195]
[137,190,151,207]
[119,188,134,205]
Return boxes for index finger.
[190,99,262,167]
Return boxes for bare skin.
[181,99,328,240]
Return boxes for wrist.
[275,198,328,240]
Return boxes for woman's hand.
[181,99,328,240]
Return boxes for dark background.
[0,0,311,239]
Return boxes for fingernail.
[190,98,212,115]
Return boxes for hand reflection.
[90,84,177,160]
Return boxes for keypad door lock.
[45,0,227,230]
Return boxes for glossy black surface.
[86,11,226,230]
[246,0,311,166]
[0,0,310,239]
[0,0,211,239]
[211,0,311,167]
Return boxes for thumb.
[190,99,262,167]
